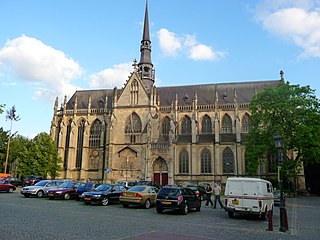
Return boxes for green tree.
[31,132,62,179]
[246,82,320,179]
[0,127,9,172]
[0,104,5,115]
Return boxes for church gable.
[116,71,150,107]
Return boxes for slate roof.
[65,80,281,110]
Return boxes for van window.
[266,183,272,193]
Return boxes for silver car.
[21,180,63,198]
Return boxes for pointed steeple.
[138,0,155,93]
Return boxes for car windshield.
[95,185,111,191]
[58,182,76,188]
[128,186,145,192]
[160,188,180,196]
[34,180,49,186]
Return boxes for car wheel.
[23,194,29,198]
[123,204,129,208]
[36,190,44,198]
[64,193,71,200]
[144,199,151,209]
[260,208,267,220]
[101,197,109,206]
[156,207,163,214]
[228,211,234,218]
[182,203,189,215]
[84,202,90,205]
[8,187,14,193]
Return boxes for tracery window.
[222,147,234,174]
[63,119,72,170]
[125,112,142,143]
[161,116,170,136]
[201,148,211,174]
[181,115,191,134]
[201,115,212,134]
[242,113,251,133]
[76,119,85,169]
[179,149,189,174]
[55,118,62,148]
[221,114,232,133]
[130,80,139,105]
[89,119,102,147]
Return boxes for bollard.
[268,210,273,231]
[284,208,289,231]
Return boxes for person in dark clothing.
[205,184,213,207]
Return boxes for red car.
[47,181,79,200]
[0,181,16,193]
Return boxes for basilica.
[50,2,283,186]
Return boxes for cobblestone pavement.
[0,189,319,240]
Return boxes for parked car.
[187,185,207,201]
[273,189,286,207]
[4,177,23,187]
[75,182,100,200]
[23,176,44,186]
[156,186,201,214]
[120,185,159,209]
[0,182,16,193]
[47,181,79,200]
[21,180,63,198]
[117,181,137,189]
[136,180,161,189]
[80,184,126,206]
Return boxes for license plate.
[47,194,54,197]
[126,193,134,197]
[232,199,239,205]
[163,201,171,205]
[84,198,91,201]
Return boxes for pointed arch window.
[76,119,85,169]
[242,113,251,133]
[161,116,170,136]
[125,112,142,143]
[55,118,62,148]
[201,148,212,174]
[89,119,102,147]
[63,119,72,170]
[130,80,139,105]
[179,149,189,174]
[181,115,191,134]
[201,115,212,134]
[222,147,234,174]
[221,114,232,133]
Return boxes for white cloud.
[255,0,320,58]
[89,63,132,88]
[0,35,82,100]
[157,28,182,56]
[157,28,224,61]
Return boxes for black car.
[80,184,126,206]
[187,185,207,201]
[156,186,201,214]
[75,182,100,200]
[23,176,44,186]
[137,180,161,189]
[1,177,23,187]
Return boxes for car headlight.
[56,191,63,194]
[93,195,101,198]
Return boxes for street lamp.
[274,134,287,232]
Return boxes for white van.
[224,177,274,219]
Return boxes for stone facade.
[50,2,304,188]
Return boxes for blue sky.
[1,0,320,138]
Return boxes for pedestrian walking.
[213,182,224,209]
[205,183,213,207]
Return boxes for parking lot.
[0,189,319,240]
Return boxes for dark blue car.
[75,182,99,200]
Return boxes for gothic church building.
[50,2,282,186]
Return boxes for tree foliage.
[246,81,320,178]
[3,132,62,179]
[0,127,9,172]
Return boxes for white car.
[21,180,63,198]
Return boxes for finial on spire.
[280,70,284,81]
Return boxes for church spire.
[138,0,155,92]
